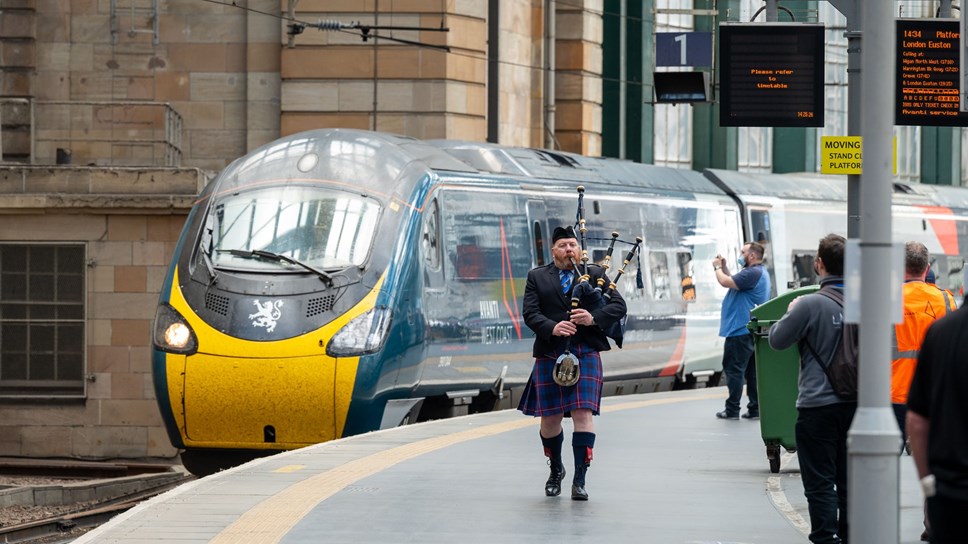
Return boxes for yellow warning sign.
[820,136,897,175]
[821,136,863,174]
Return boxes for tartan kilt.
[518,343,604,417]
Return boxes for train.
[151,128,968,475]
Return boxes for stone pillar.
[497,0,540,147]
[280,1,487,141]
[554,0,602,155]
[244,0,281,152]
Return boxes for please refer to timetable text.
[750,68,794,89]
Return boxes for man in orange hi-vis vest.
[893,242,958,445]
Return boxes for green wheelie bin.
[747,285,819,473]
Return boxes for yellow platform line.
[210,391,724,544]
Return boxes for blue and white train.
[150,129,968,475]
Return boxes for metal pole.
[372,0,379,132]
[845,10,861,238]
[849,0,901,542]
[487,0,499,143]
[940,0,952,19]
[829,0,861,237]
[618,1,626,158]
[764,0,778,22]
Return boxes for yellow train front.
[151,129,438,475]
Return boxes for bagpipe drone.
[553,186,644,387]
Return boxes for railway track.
[0,459,194,544]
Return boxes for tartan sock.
[541,431,564,471]
[572,431,595,486]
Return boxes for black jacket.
[522,263,627,358]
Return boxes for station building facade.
[0,0,962,461]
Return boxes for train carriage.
[152,129,968,475]
[707,169,968,297]
[152,129,746,474]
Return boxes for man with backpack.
[768,234,857,544]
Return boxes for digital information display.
[896,19,968,126]
[719,24,824,128]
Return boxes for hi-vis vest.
[891,281,958,404]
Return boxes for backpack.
[802,286,859,401]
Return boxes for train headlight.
[153,304,198,355]
[327,307,392,357]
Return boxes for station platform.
[74,388,927,544]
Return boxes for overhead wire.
[197,0,667,90]
[194,0,843,93]
[198,0,450,51]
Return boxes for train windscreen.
[206,186,380,271]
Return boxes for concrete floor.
[72,388,927,544]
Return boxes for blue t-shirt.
[719,264,771,337]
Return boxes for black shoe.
[545,465,565,497]
[920,529,929,541]
[716,410,739,420]
[741,411,760,420]
[571,484,588,501]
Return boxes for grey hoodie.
[768,276,852,408]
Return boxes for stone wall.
[280,1,489,141]
[14,0,607,167]
[31,0,280,170]
[0,166,205,459]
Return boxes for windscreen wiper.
[201,248,218,284]
[198,228,219,284]
[223,249,333,285]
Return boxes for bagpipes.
[553,185,644,387]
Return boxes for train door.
[421,192,461,351]
[749,208,777,297]
[527,200,549,268]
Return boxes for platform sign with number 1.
[655,32,713,67]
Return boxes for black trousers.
[927,493,968,543]
[722,334,757,415]
[795,402,857,544]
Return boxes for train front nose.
[181,352,338,448]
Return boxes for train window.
[947,257,965,297]
[422,199,441,271]
[792,252,817,287]
[749,209,772,263]
[456,235,486,279]
[533,221,546,266]
[649,251,671,300]
[444,193,531,281]
[677,251,696,302]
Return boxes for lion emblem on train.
[249,300,284,332]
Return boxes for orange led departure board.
[719,24,824,128]
[896,19,968,126]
